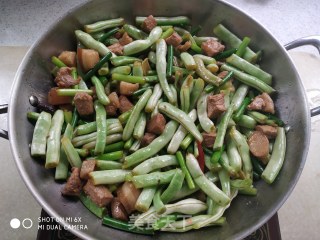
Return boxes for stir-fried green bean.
[31,112,52,157]
[156,39,176,104]
[124,27,162,55]
[45,110,64,168]
[261,128,286,184]
[123,121,179,168]
[159,102,203,142]
[194,56,222,86]
[123,24,148,40]
[94,101,107,155]
[132,155,178,175]
[197,92,215,133]
[84,18,124,33]
[122,89,152,141]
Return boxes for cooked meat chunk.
[247,92,275,114]
[119,95,134,113]
[217,71,229,79]
[255,125,278,139]
[141,15,157,33]
[201,39,225,57]
[119,81,139,96]
[58,51,76,67]
[117,182,141,214]
[61,167,82,197]
[248,131,270,164]
[176,41,192,52]
[146,113,166,135]
[108,43,124,55]
[114,31,123,39]
[111,198,129,222]
[207,93,226,119]
[54,67,80,88]
[48,87,72,105]
[202,131,217,148]
[105,92,120,116]
[78,48,100,72]
[74,92,94,116]
[80,160,96,180]
[83,179,113,207]
[119,32,133,46]
[140,132,156,147]
[165,32,183,47]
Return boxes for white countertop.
[1,1,320,239]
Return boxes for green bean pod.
[226,138,242,173]
[31,111,52,157]
[132,155,178,175]
[197,92,215,133]
[75,30,115,57]
[213,104,235,150]
[181,52,197,70]
[94,101,107,155]
[90,169,131,185]
[61,136,82,168]
[135,186,157,212]
[84,18,124,33]
[95,160,122,170]
[45,110,64,168]
[110,56,141,66]
[159,102,203,142]
[123,26,162,55]
[91,76,110,105]
[231,84,249,111]
[167,109,197,154]
[221,64,275,94]
[186,153,230,206]
[123,120,179,168]
[229,127,252,179]
[161,169,185,204]
[123,24,148,40]
[153,188,166,214]
[188,77,204,109]
[110,66,132,75]
[133,112,147,140]
[132,169,177,188]
[237,115,257,129]
[194,56,222,86]
[261,127,286,184]
[145,83,163,113]
[226,54,272,84]
[193,54,216,65]
[122,89,152,141]
[136,16,190,26]
[156,39,176,104]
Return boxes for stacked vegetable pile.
[28,15,286,234]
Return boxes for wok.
[2,0,320,239]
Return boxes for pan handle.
[285,36,320,117]
[0,104,9,140]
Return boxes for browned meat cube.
[248,131,270,164]
[105,92,120,116]
[255,125,278,139]
[165,32,183,47]
[140,132,156,147]
[80,160,96,180]
[176,41,192,52]
[74,92,94,116]
[202,131,217,148]
[61,167,82,197]
[247,92,275,114]
[58,51,76,67]
[119,32,133,46]
[119,95,134,113]
[119,81,139,96]
[78,48,100,72]
[83,179,113,207]
[117,182,141,214]
[207,93,226,119]
[54,67,80,88]
[201,39,225,57]
[114,31,123,39]
[111,198,129,222]
[48,87,73,105]
[141,15,157,33]
[146,113,166,135]
[108,43,124,55]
